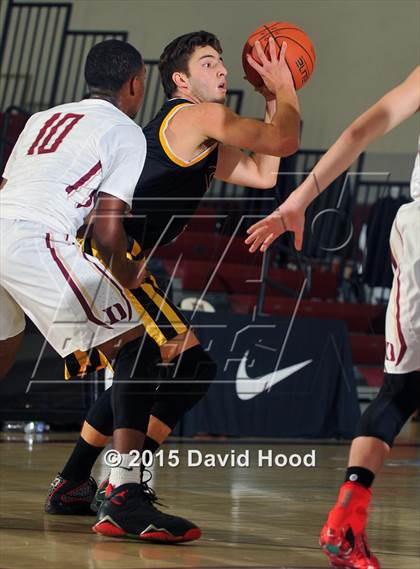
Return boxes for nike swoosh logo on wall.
[235,350,313,401]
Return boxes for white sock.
[109,453,140,488]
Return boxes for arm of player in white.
[92,124,147,289]
[292,65,420,207]
[245,65,420,252]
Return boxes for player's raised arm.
[245,65,420,252]
[215,90,281,188]
[191,39,300,157]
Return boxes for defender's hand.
[245,193,306,252]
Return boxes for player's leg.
[86,322,217,529]
[90,327,216,480]
[78,236,210,455]
[45,330,164,516]
[44,262,175,512]
[44,271,170,516]
[347,436,389,473]
[0,286,26,379]
[0,225,167,527]
[150,329,217,436]
[320,202,420,568]
[0,222,144,360]
[50,387,172,515]
[52,253,202,540]
[45,388,114,515]
[320,371,420,568]
[92,334,201,543]
[58,336,155,521]
[46,328,149,515]
[0,223,156,520]
[96,328,217,474]
[46,271,215,531]
[91,276,214,463]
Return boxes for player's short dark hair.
[85,39,144,93]
[159,31,222,98]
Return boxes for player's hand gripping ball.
[242,22,316,90]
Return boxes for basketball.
[242,22,316,90]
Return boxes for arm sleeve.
[97,124,146,210]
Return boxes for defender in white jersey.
[0,39,201,543]
[0,47,146,367]
[246,66,420,569]
[385,138,420,375]
[1,98,145,235]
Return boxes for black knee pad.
[85,387,113,437]
[151,345,217,429]
[112,335,162,433]
[356,371,420,447]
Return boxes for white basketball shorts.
[385,200,420,374]
[0,219,142,356]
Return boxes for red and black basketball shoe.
[92,481,201,543]
[90,477,109,514]
[45,473,97,515]
[319,482,380,568]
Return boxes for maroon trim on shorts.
[82,251,133,321]
[45,233,112,329]
[390,248,407,366]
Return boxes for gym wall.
[66,0,420,161]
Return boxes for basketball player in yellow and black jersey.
[45,31,301,541]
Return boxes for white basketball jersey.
[410,135,420,200]
[0,99,146,234]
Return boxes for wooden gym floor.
[0,427,419,569]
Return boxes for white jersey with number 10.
[0,98,146,235]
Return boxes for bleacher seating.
[155,229,388,390]
[161,258,338,299]
[228,295,385,333]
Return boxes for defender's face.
[186,46,228,103]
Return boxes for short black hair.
[85,39,143,93]
[159,31,222,98]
